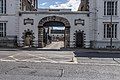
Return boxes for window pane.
[106,1,116,15]
[0,32,3,37]
[0,0,2,13]
[115,1,117,15]
[107,1,111,15]
[104,24,106,38]
[4,23,6,36]
[104,1,106,15]
[115,24,117,38]
[0,23,6,37]
[104,23,117,39]
[4,0,6,13]
[0,0,6,14]
[0,23,3,31]
[111,2,114,15]
[112,24,114,38]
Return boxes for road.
[0,42,120,80]
[0,50,120,80]
[0,50,74,64]
[0,61,120,80]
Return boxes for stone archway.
[38,16,70,48]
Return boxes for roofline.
[19,11,89,15]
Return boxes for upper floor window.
[0,0,6,14]
[0,23,6,37]
[104,1,117,15]
[104,23,117,39]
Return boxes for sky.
[38,0,81,11]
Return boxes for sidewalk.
[0,50,76,64]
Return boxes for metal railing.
[0,36,17,47]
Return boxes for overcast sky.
[38,0,81,11]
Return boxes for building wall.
[0,0,19,36]
[1,0,120,48]
[89,0,120,48]
[18,11,90,47]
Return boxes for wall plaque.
[24,18,34,25]
[74,18,85,26]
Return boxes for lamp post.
[110,0,113,49]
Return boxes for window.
[104,1,117,15]
[0,23,6,37]
[0,0,6,14]
[104,23,117,38]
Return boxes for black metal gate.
[75,31,84,48]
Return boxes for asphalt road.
[0,50,74,64]
[0,42,120,80]
[0,61,120,80]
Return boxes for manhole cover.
[4,67,63,77]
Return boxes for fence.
[0,36,17,47]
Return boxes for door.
[75,31,84,48]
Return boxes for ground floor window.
[104,23,117,38]
[0,22,6,37]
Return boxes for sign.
[24,18,34,25]
[74,18,85,26]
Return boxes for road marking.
[27,53,58,63]
[9,56,19,61]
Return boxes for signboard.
[24,18,34,25]
[74,18,84,26]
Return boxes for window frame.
[103,23,118,39]
[0,22,6,37]
[104,1,118,16]
[0,0,6,14]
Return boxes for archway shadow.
[19,47,73,51]
[74,51,120,58]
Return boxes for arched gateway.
[38,16,70,48]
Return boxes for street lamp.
[110,0,113,49]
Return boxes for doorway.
[38,16,70,48]
[75,31,84,48]
[22,29,35,47]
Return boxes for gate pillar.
[38,27,44,48]
[64,27,70,48]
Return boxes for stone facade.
[0,0,120,49]
[88,0,120,49]
[78,0,89,11]
[18,11,89,48]
[20,0,38,11]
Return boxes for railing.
[90,41,120,49]
[0,36,17,47]
[70,41,120,49]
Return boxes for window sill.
[103,38,118,41]
[103,15,119,17]
[0,14,7,16]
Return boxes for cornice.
[19,11,89,15]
